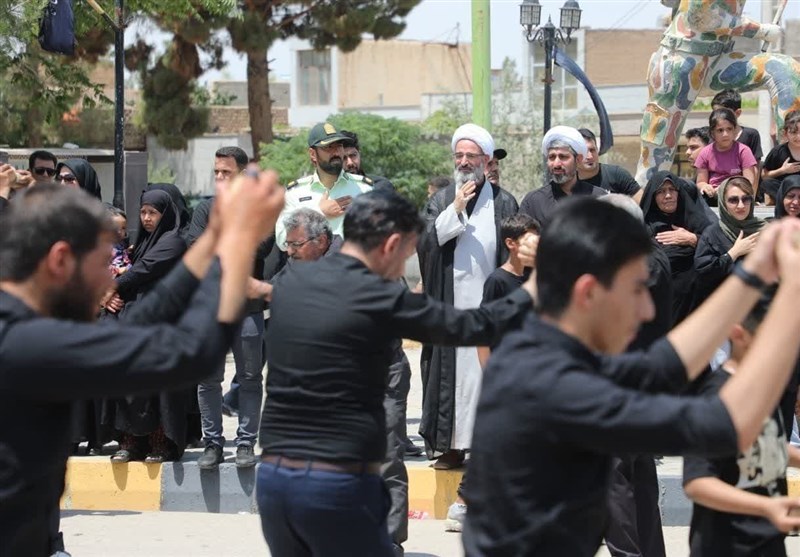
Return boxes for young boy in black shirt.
[477,213,540,367]
[683,299,800,557]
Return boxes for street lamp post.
[520,0,582,133]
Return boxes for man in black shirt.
[519,125,605,228]
[0,176,284,556]
[257,190,536,557]
[463,197,800,556]
[340,130,395,192]
[188,146,269,470]
[577,128,643,202]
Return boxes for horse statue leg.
[635,45,717,186]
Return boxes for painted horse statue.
[635,0,800,185]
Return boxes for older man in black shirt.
[463,198,800,556]
[257,190,536,557]
[0,176,284,557]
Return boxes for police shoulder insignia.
[286,180,299,190]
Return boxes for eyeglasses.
[33,167,56,177]
[286,237,316,250]
[726,195,753,205]
[452,152,484,163]
[57,174,77,184]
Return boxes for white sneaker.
[445,502,467,532]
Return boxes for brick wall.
[208,107,288,134]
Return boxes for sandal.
[111,449,133,463]
[144,453,165,463]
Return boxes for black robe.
[694,223,735,302]
[103,190,191,457]
[417,182,519,456]
[640,171,713,326]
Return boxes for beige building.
[286,38,472,126]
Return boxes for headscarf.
[776,175,800,218]
[640,170,712,236]
[451,123,494,156]
[143,182,191,230]
[56,158,102,200]
[541,126,588,158]
[130,189,181,263]
[717,177,765,241]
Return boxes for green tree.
[259,113,450,207]
[0,0,235,147]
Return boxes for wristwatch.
[731,261,766,290]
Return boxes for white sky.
[123,0,800,85]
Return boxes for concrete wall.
[147,135,253,196]
[584,29,662,87]
[337,40,472,109]
[2,148,145,207]
[288,38,472,126]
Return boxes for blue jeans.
[256,460,394,556]
[197,312,265,447]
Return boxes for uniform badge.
[299,196,312,202]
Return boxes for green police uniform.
[276,171,373,250]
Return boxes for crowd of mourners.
[2,86,800,557]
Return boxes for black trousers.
[605,455,666,557]
[381,342,411,547]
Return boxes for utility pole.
[113,0,125,209]
[88,0,125,208]
[471,0,492,130]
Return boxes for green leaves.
[259,112,450,208]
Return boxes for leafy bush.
[259,112,451,208]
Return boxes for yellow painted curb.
[408,467,463,519]
[61,458,162,511]
[789,478,800,498]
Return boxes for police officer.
[275,122,373,249]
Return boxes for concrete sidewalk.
[62,347,800,524]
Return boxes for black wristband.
[731,260,766,290]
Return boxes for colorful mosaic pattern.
[635,0,799,184]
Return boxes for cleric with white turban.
[417,122,520,469]
[541,125,588,158]
[452,123,495,157]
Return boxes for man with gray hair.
[283,207,339,261]
[519,125,605,228]
[418,123,519,471]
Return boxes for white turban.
[451,123,495,157]
[541,126,588,158]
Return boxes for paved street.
[65,344,800,555]
[60,511,800,556]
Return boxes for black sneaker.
[235,445,257,468]
[197,445,224,470]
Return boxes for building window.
[528,40,579,112]
[297,49,331,106]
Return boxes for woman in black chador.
[640,171,713,326]
[105,189,189,462]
